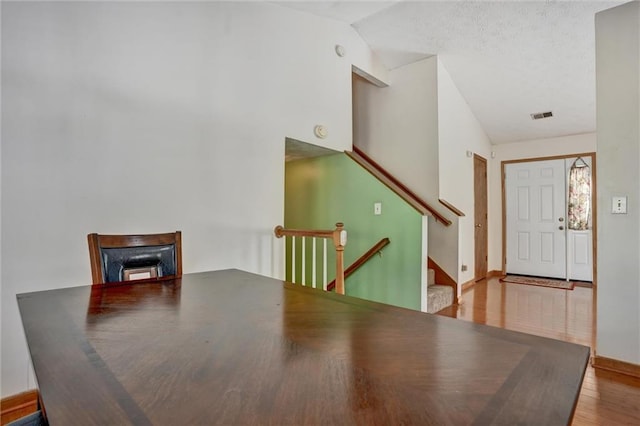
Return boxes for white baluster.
[312,237,317,289]
[291,236,296,284]
[323,239,328,291]
[301,237,306,286]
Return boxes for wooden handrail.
[274,226,334,239]
[438,199,465,217]
[346,151,429,216]
[274,223,347,294]
[327,237,390,292]
[348,146,452,226]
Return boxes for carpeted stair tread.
[427,284,453,314]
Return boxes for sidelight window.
[567,157,591,230]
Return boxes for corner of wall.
[595,0,640,365]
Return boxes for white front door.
[505,159,567,279]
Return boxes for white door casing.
[505,160,567,279]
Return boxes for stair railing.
[327,237,390,291]
[274,223,347,294]
[347,146,453,225]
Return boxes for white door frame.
[501,153,597,283]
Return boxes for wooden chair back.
[87,231,182,285]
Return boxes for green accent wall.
[285,153,423,310]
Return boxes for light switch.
[374,202,382,215]
[612,196,627,214]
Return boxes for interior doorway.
[502,153,596,282]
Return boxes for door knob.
[476,223,482,228]
[559,217,564,222]
[559,226,564,230]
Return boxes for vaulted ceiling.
[277,0,625,144]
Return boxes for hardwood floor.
[437,278,640,425]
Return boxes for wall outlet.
[461,264,468,272]
[374,202,382,215]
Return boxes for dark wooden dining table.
[17,269,590,425]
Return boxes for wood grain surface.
[17,269,589,425]
[438,278,640,425]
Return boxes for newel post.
[332,222,347,295]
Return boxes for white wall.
[353,56,494,285]
[353,56,439,199]
[353,57,460,281]
[0,1,3,393]
[488,133,597,272]
[595,1,640,365]
[428,216,459,283]
[436,60,492,285]
[0,1,387,397]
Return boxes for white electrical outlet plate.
[374,202,382,215]
[612,196,627,214]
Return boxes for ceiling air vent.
[530,111,553,120]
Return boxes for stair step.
[427,285,454,314]
[428,268,435,286]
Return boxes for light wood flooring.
[437,278,640,425]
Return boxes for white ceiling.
[277,0,625,144]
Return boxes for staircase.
[345,146,458,313]
[427,268,454,313]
